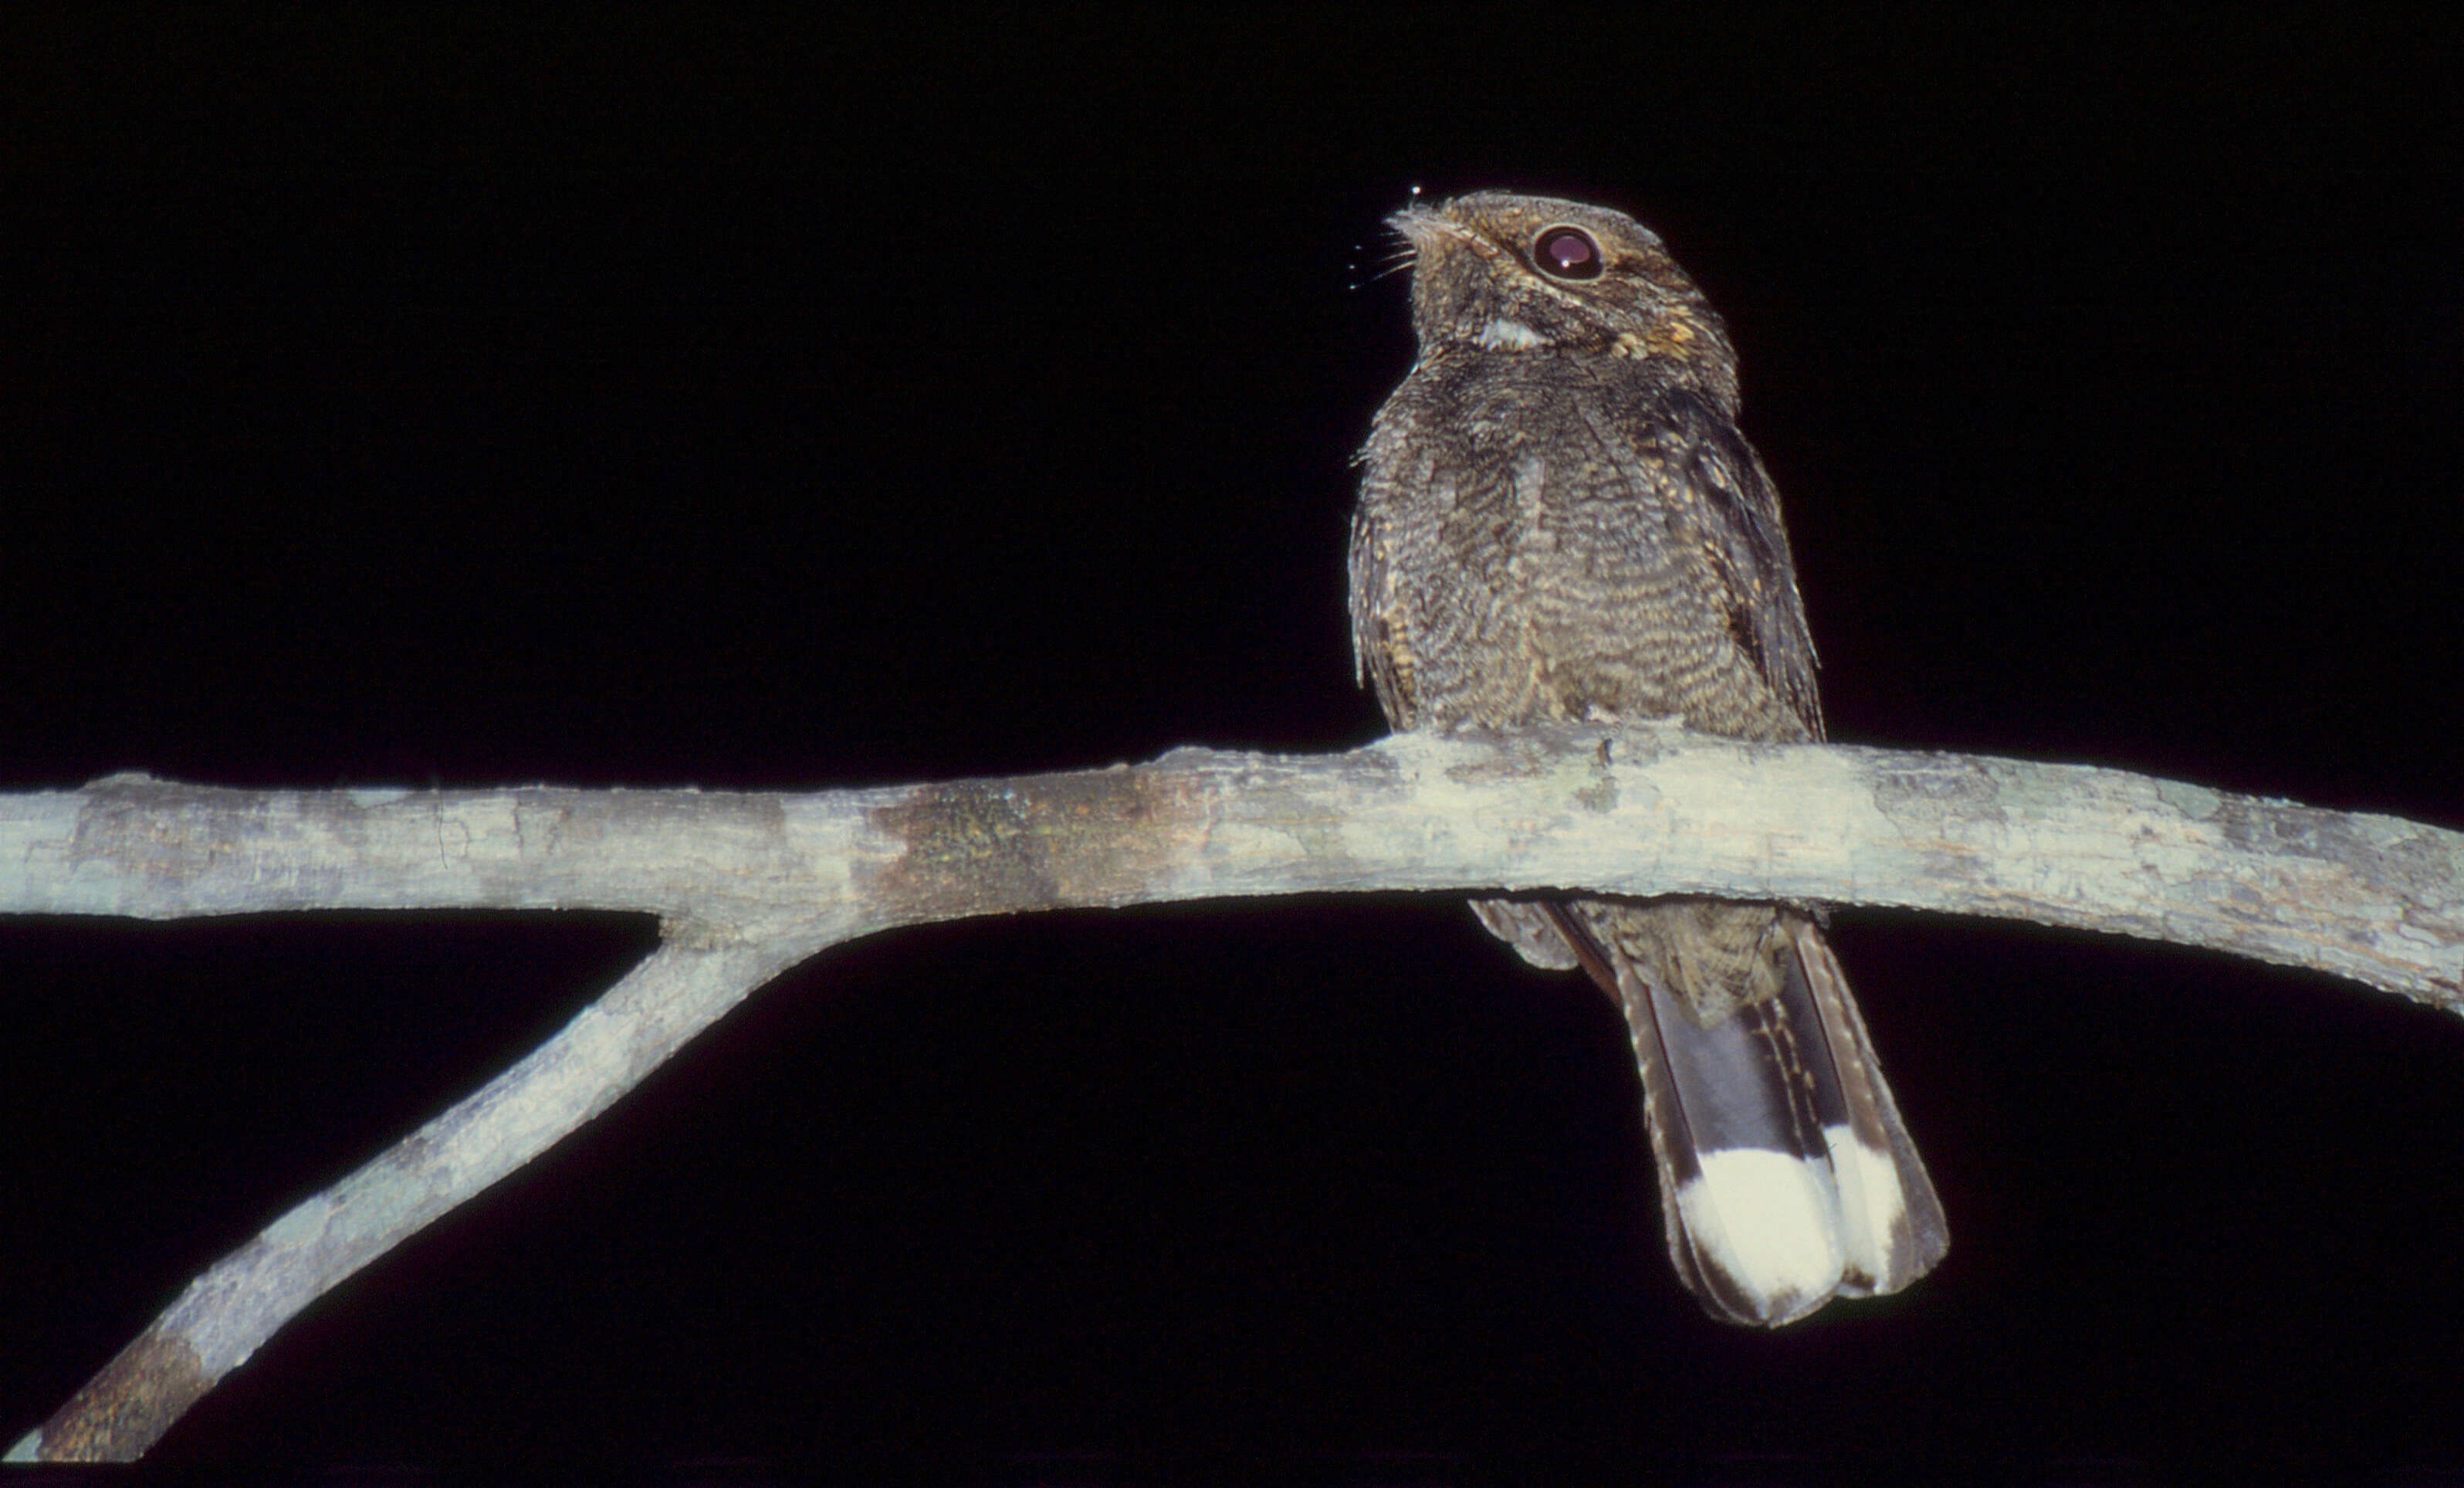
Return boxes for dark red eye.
[1533,225,1603,280]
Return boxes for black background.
[5,10,2459,1482]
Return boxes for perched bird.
[1349,191,1947,1325]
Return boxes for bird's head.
[1392,191,1741,408]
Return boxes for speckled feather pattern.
[1349,192,1946,1322]
[1350,192,1819,1017]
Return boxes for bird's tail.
[1537,900,1948,1326]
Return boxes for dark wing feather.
[1346,497,1413,727]
[1653,388,1824,738]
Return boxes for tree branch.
[7,727,2459,1459]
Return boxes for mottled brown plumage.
[1349,192,1946,1324]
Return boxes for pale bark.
[6,726,2459,1460]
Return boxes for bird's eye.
[1532,225,1603,280]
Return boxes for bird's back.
[1352,344,1819,747]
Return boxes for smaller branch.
[12,936,816,1464]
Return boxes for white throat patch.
[1475,318,1546,351]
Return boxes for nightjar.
[1349,191,1947,1325]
